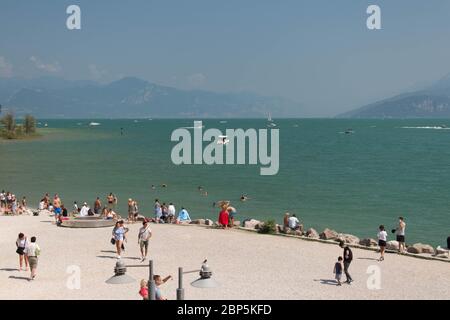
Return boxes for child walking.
[333,256,343,286]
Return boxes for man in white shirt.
[80,202,89,217]
[138,220,152,262]
[24,236,40,280]
[288,214,301,231]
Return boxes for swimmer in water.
[240,194,249,202]
[151,185,156,190]
[161,184,167,188]
[198,186,203,192]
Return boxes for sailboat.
[267,113,277,127]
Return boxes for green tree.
[1,112,15,133]
[23,114,36,134]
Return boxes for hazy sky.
[1,0,450,116]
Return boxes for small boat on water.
[89,122,101,126]
[344,128,354,134]
[267,112,277,127]
[44,123,48,127]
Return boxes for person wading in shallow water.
[339,240,353,284]
[94,197,102,215]
[107,193,114,209]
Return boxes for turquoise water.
[1,119,449,246]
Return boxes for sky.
[1,0,450,116]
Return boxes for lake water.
[1,119,449,246]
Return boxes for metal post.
[177,267,185,300]
[148,260,156,300]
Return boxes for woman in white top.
[377,225,388,261]
[15,233,28,271]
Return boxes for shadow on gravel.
[314,279,339,286]
[0,268,19,272]
[9,275,30,281]
[96,255,141,260]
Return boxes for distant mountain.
[0,76,303,118]
[337,74,450,118]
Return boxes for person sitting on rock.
[288,214,301,231]
[106,208,118,220]
[176,207,191,224]
[283,213,290,231]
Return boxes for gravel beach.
[0,214,449,300]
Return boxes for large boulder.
[306,228,320,239]
[337,234,360,245]
[233,220,241,227]
[255,222,264,230]
[319,228,339,240]
[22,209,34,215]
[294,230,303,236]
[386,240,399,251]
[359,238,378,247]
[244,219,262,229]
[135,215,147,222]
[283,227,303,236]
[276,224,284,234]
[190,219,206,225]
[407,243,435,254]
[436,246,450,255]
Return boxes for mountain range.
[338,73,450,118]
[0,76,304,119]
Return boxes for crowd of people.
[0,190,28,215]
[152,199,192,224]
[6,188,450,294]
